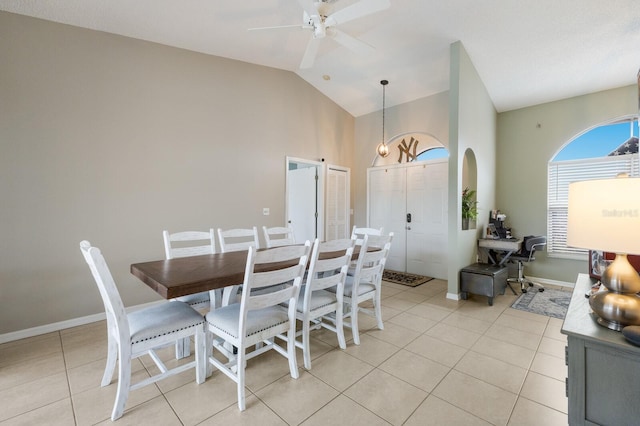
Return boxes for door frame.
[366,158,448,277]
[326,164,351,240]
[285,156,325,242]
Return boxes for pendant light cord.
[381,79,388,145]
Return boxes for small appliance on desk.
[488,210,512,239]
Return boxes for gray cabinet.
[561,274,640,425]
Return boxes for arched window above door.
[372,132,448,166]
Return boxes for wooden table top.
[131,246,364,299]
[131,251,249,299]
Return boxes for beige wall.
[353,92,450,227]
[496,84,637,283]
[0,12,355,335]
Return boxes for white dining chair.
[163,229,216,310]
[217,227,260,305]
[163,229,217,358]
[289,238,355,369]
[217,227,259,253]
[79,241,205,421]
[262,225,295,248]
[350,225,384,246]
[330,233,393,345]
[348,226,385,273]
[204,242,311,411]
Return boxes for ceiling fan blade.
[326,0,390,26]
[300,37,322,69]
[248,24,308,31]
[296,0,318,18]
[332,29,375,55]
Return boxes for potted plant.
[462,187,478,230]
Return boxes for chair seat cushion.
[128,301,204,345]
[206,304,289,339]
[341,276,376,298]
[343,282,375,298]
[296,289,338,313]
[175,291,210,306]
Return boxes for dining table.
[131,245,365,300]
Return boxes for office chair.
[507,236,547,293]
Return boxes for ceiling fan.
[249,0,391,69]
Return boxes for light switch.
[263,208,270,216]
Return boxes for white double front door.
[367,159,448,279]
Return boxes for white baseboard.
[2,277,574,345]
[0,300,163,344]
[526,276,575,289]
[446,292,460,301]
[446,276,574,303]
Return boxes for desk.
[131,246,365,300]
[478,238,522,266]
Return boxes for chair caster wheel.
[522,289,527,293]
[538,288,544,292]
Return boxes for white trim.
[446,276,574,303]
[526,276,575,289]
[285,156,325,241]
[326,164,351,239]
[547,252,586,261]
[446,292,460,301]
[0,300,163,344]
[1,275,575,344]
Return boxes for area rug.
[511,288,571,319]
[382,270,433,287]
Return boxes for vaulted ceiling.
[1,0,638,117]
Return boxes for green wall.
[496,85,637,283]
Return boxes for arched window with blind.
[547,118,639,257]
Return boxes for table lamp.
[567,175,640,331]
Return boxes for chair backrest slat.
[351,233,393,285]
[351,226,384,246]
[239,242,311,328]
[163,229,216,259]
[218,227,260,252]
[306,238,355,294]
[263,225,296,248]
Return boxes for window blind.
[547,153,639,255]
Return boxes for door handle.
[406,213,412,223]
[406,225,411,230]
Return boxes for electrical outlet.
[263,208,270,216]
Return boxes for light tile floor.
[0,279,570,425]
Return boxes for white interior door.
[287,166,317,243]
[406,160,448,278]
[368,167,406,272]
[368,160,448,278]
[326,165,350,240]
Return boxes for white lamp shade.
[567,177,640,254]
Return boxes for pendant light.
[376,79,390,157]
